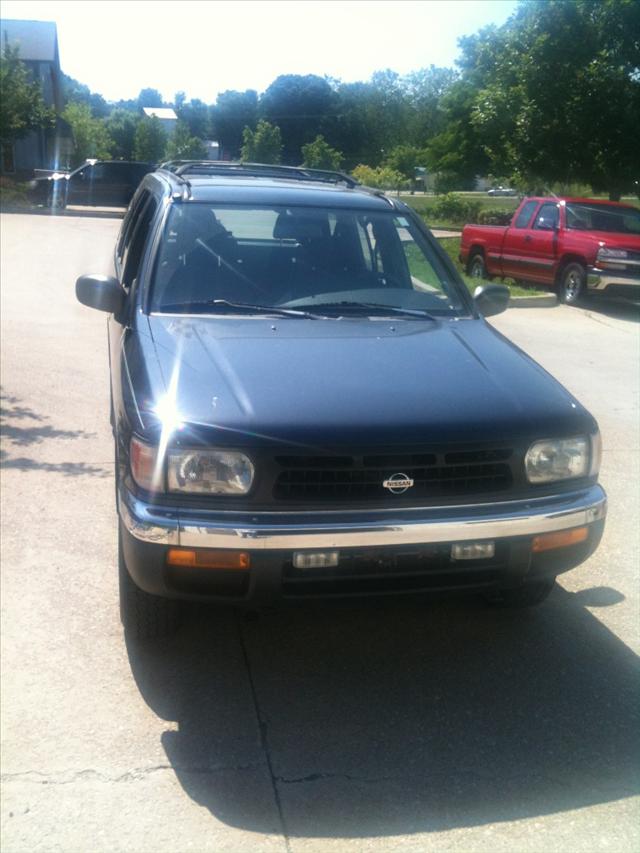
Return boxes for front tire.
[467,251,488,281]
[485,577,556,608]
[118,527,181,640]
[558,262,585,305]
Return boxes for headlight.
[525,436,590,484]
[167,449,254,495]
[597,247,628,261]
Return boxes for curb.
[509,294,558,308]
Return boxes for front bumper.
[587,266,640,296]
[119,484,607,602]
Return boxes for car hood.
[138,314,596,448]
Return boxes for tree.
[425,80,490,190]
[165,120,207,160]
[175,97,210,139]
[259,74,334,164]
[351,164,406,191]
[456,0,640,198]
[210,89,258,159]
[240,119,282,164]
[383,145,430,181]
[105,109,140,160]
[136,88,165,109]
[0,45,53,143]
[301,135,343,169]
[61,73,109,117]
[133,115,167,163]
[62,102,113,165]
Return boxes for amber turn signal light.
[167,548,250,570]
[531,527,588,553]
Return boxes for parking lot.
[1,211,639,852]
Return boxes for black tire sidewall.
[468,253,486,280]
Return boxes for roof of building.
[143,107,178,121]
[1,19,58,62]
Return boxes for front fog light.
[525,437,589,484]
[168,449,254,495]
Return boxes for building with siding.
[1,19,73,176]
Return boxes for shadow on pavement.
[0,390,108,477]
[581,297,640,323]
[127,586,639,837]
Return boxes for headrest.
[273,210,330,242]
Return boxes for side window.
[533,203,559,231]
[514,200,538,229]
[117,189,150,266]
[122,196,160,289]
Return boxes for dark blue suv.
[76,162,606,639]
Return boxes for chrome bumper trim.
[587,267,640,291]
[119,485,607,550]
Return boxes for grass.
[0,177,31,207]
[437,236,538,297]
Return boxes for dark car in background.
[29,160,154,209]
[75,162,606,640]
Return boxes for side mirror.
[76,274,124,315]
[473,284,510,318]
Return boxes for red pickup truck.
[460,197,640,304]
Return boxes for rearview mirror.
[76,274,124,315]
[473,284,510,318]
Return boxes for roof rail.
[157,160,359,188]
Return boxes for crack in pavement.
[1,762,263,785]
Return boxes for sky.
[1,0,519,103]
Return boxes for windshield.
[149,203,466,316]
[565,202,640,235]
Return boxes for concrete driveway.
[1,212,638,852]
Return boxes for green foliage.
[383,145,429,180]
[175,97,210,139]
[137,88,164,109]
[133,115,167,163]
[0,45,53,142]
[477,207,513,226]
[0,175,29,205]
[425,80,490,189]
[458,0,640,199]
[105,109,139,160]
[240,119,283,164]
[211,89,258,159]
[62,102,113,165]
[165,120,207,160]
[429,193,482,226]
[351,164,407,191]
[301,135,343,170]
[61,73,109,117]
[259,75,334,164]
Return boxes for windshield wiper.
[292,301,440,320]
[158,299,327,319]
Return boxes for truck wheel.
[118,527,181,641]
[485,577,556,608]
[559,263,585,305]
[467,252,488,280]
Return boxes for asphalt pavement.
[1,211,639,852]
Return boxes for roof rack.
[157,160,359,188]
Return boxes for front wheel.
[558,262,585,305]
[485,577,556,608]
[118,527,181,640]
[467,252,488,281]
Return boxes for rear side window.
[122,195,160,288]
[117,189,150,266]
[513,201,538,228]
